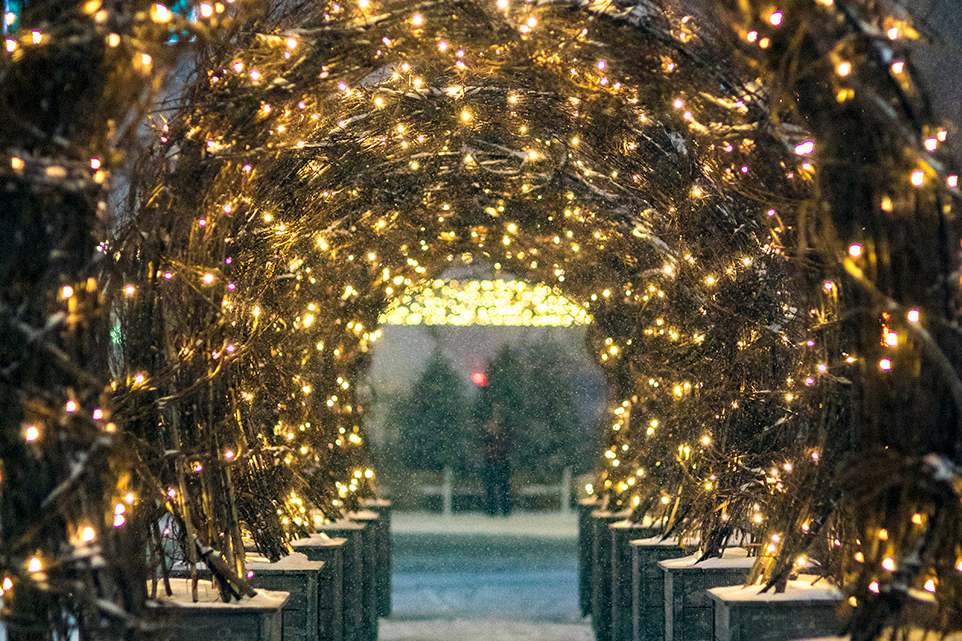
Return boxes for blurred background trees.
[381,335,595,508]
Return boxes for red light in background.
[471,371,488,386]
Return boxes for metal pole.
[561,466,572,514]
[442,466,453,517]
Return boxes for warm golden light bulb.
[150,3,173,23]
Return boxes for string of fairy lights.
[2,0,961,638]
[379,278,591,326]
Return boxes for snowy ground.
[390,511,579,539]
[380,511,591,641]
[379,619,593,641]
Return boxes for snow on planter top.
[707,577,842,603]
[150,579,290,610]
[247,551,323,573]
[346,509,379,520]
[659,547,755,570]
[632,535,699,547]
[291,533,344,548]
[611,517,660,529]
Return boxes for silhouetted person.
[480,405,512,516]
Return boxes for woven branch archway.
[3,0,961,638]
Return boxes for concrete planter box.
[630,537,694,641]
[591,509,632,641]
[315,521,369,641]
[610,521,661,641]
[578,497,600,617]
[291,534,347,641]
[166,555,320,641]
[347,510,381,641]
[659,549,755,641]
[793,631,962,641]
[147,579,288,641]
[246,552,324,641]
[362,498,393,617]
[707,578,843,641]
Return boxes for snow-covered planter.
[246,552,325,641]
[610,521,661,641]
[578,497,601,617]
[590,509,632,641]
[147,579,289,641]
[630,537,694,641]
[348,510,383,640]
[659,549,755,641]
[314,521,369,641]
[707,578,843,641]
[361,499,394,618]
[291,534,347,641]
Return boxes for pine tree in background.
[474,340,585,482]
[518,336,583,481]
[474,344,529,448]
[390,348,476,474]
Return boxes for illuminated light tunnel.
[2,0,960,639]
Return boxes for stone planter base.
[707,577,843,641]
[659,548,754,641]
[793,631,962,641]
[578,497,600,617]
[591,509,632,641]
[315,521,369,641]
[610,521,661,641]
[348,510,381,641]
[147,579,289,641]
[291,534,347,641]
[247,552,324,641]
[362,498,393,618]
[631,537,695,641]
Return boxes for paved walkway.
[381,511,591,641]
[390,511,578,538]
[379,619,593,641]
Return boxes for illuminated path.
[380,512,591,641]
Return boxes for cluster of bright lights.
[379,279,590,326]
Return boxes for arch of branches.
[2,0,961,639]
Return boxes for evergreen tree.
[519,335,582,479]
[474,338,584,482]
[474,343,530,443]
[390,348,476,473]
